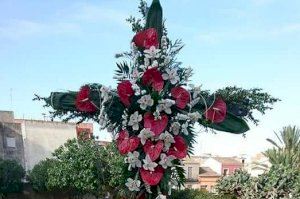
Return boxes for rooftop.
[213,157,243,165]
[199,167,221,177]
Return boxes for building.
[0,111,93,171]
[183,156,244,192]
[0,111,25,167]
[183,156,202,189]
[202,157,243,176]
[198,167,221,192]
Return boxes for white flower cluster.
[125,178,141,192]
[128,111,142,131]
[162,68,180,85]
[98,86,112,129]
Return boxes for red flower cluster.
[116,130,140,155]
[171,86,190,109]
[142,68,164,92]
[144,112,168,136]
[167,135,188,159]
[143,140,164,161]
[205,98,227,123]
[75,86,97,112]
[140,166,164,186]
[133,28,159,49]
[117,80,134,107]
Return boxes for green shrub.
[215,169,251,197]
[243,164,300,199]
[0,159,25,196]
[28,159,57,192]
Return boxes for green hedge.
[0,159,25,196]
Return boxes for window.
[223,168,229,176]
[188,167,193,179]
[6,137,16,148]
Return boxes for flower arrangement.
[35,0,279,198]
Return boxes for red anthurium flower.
[143,140,164,161]
[116,130,140,155]
[75,86,97,113]
[142,68,164,92]
[144,112,168,136]
[117,80,134,107]
[167,136,188,159]
[133,28,159,49]
[205,98,227,123]
[171,87,190,109]
[140,166,164,186]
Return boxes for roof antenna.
[10,88,13,111]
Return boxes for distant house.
[183,156,202,189]
[183,156,243,191]
[0,111,93,171]
[198,167,221,192]
[202,157,243,176]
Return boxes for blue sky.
[1,0,300,157]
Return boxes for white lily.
[138,128,155,145]
[128,111,142,131]
[143,155,158,171]
[170,122,181,135]
[125,151,142,171]
[157,99,175,114]
[144,46,161,59]
[125,178,141,192]
[188,112,201,123]
[162,68,180,85]
[159,153,175,169]
[182,122,189,135]
[159,131,175,150]
[137,95,154,110]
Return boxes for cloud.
[0,3,129,40]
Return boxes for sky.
[1,0,300,157]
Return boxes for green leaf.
[145,0,163,41]
[45,91,77,111]
[201,113,249,134]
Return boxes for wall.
[221,164,242,175]
[198,176,219,192]
[16,120,77,171]
[0,121,25,167]
[184,162,201,180]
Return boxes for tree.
[46,138,127,198]
[28,159,57,192]
[264,126,300,167]
[0,159,25,197]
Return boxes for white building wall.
[184,163,200,180]
[202,158,222,175]
[21,120,77,171]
